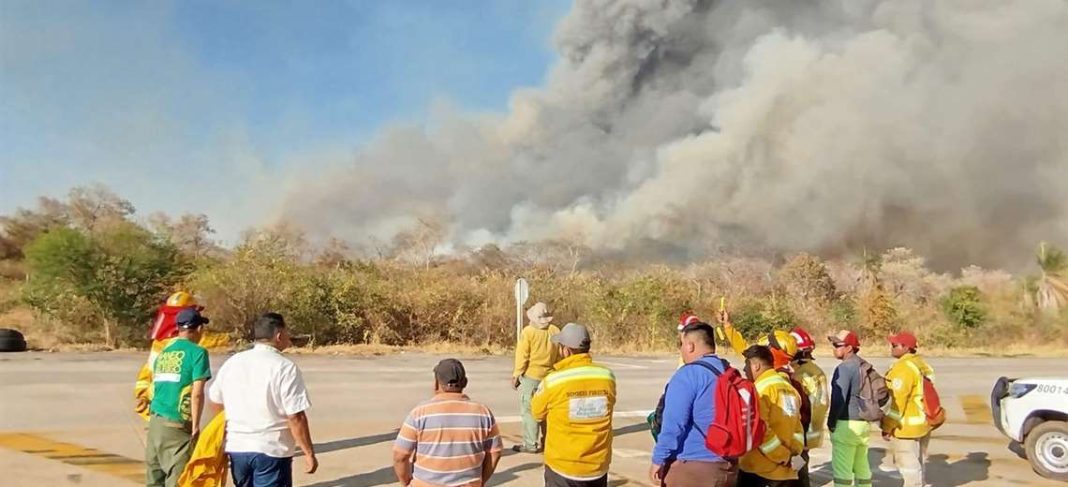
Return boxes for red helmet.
[677,312,700,331]
[791,327,816,351]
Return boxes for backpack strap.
[685,357,726,377]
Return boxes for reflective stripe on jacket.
[740,370,805,480]
[881,353,935,439]
[792,359,829,448]
[531,354,616,480]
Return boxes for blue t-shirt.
[652,355,726,464]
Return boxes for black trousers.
[544,467,607,487]
[798,450,810,487]
[737,470,799,487]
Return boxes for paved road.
[1,351,1063,486]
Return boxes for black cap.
[176,308,209,329]
[433,358,467,388]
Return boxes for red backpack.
[906,361,946,429]
[696,360,766,459]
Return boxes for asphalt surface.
[1,351,1064,486]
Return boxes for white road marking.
[613,448,650,458]
[597,361,649,370]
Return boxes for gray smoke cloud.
[281,0,1068,270]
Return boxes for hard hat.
[677,312,700,331]
[790,327,816,351]
[165,291,197,308]
[757,330,798,369]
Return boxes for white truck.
[991,376,1068,481]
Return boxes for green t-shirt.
[150,337,211,422]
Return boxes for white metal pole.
[516,298,522,344]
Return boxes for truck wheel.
[1026,421,1068,481]
[0,328,27,352]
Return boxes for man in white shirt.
[208,312,317,487]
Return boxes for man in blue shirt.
[649,322,738,487]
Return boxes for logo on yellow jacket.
[531,354,616,481]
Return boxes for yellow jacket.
[532,354,616,480]
[134,339,171,420]
[741,370,805,481]
[723,323,749,356]
[882,353,935,439]
[178,412,227,487]
[513,324,560,380]
[791,359,828,448]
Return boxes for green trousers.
[830,420,872,486]
[518,376,542,450]
[145,416,193,487]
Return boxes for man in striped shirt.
[393,359,503,487]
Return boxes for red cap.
[677,312,700,331]
[791,327,816,351]
[888,332,918,349]
[827,329,860,349]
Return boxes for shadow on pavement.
[488,461,543,485]
[929,452,991,486]
[809,447,898,487]
[1008,441,1027,460]
[304,448,530,487]
[303,465,395,487]
[310,430,399,455]
[613,421,650,439]
[809,447,992,487]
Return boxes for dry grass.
[288,341,511,357]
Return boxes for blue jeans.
[229,452,293,487]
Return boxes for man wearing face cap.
[393,359,503,487]
[145,308,211,487]
[511,302,561,453]
[532,323,616,487]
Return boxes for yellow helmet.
[165,291,197,307]
[757,330,799,368]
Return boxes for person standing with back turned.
[208,312,317,487]
[532,322,616,487]
[511,301,560,453]
[650,322,738,487]
[145,308,211,487]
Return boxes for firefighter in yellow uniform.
[716,311,798,373]
[532,323,616,487]
[738,345,805,487]
[789,327,828,487]
[881,332,935,487]
[718,312,823,486]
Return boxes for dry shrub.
[879,248,952,305]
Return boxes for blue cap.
[176,308,209,328]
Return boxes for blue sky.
[0,0,571,239]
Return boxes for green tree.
[1035,242,1068,312]
[23,223,186,347]
[941,286,987,329]
[190,227,306,338]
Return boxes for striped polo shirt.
[394,393,502,487]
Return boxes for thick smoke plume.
[281,0,1068,269]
